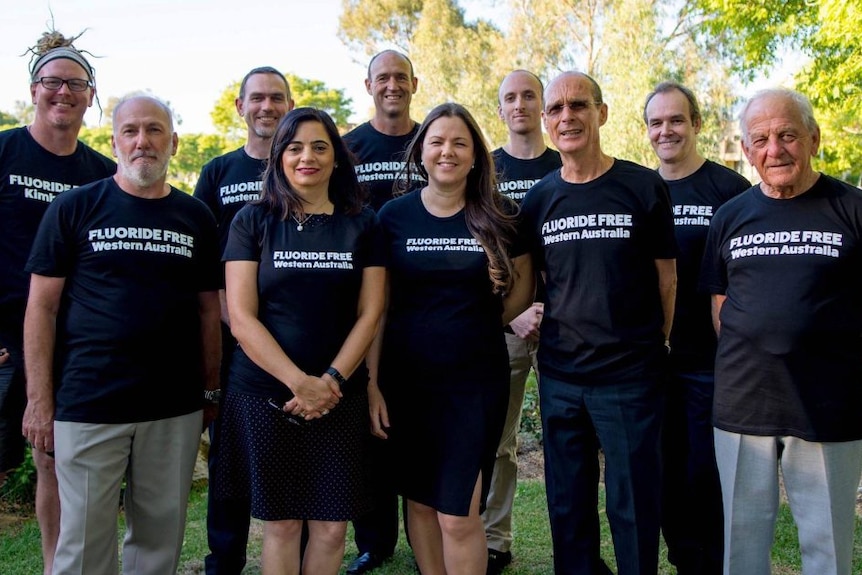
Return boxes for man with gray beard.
[23,94,221,574]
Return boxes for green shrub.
[520,371,543,443]
[0,448,36,506]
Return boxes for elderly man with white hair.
[701,88,862,575]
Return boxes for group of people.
[1,27,861,575]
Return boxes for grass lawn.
[3,476,861,574]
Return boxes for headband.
[30,47,94,83]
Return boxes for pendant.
[297,223,303,231]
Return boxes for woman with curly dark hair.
[369,102,534,574]
[219,108,386,574]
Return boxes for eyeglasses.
[545,100,602,117]
[32,77,93,92]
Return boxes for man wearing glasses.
[0,30,115,575]
[519,71,677,575]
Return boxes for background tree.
[338,0,739,161]
[290,74,354,127]
[169,133,232,192]
[338,0,423,55]
[412,0,503,140]
[78,125,113,158]
[0,110,19,130]
[12,101,34,126]
[691,0,862,184]
[339,0,506,143]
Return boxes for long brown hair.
[397,102,518,295]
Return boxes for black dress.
[377,191,510,516]
[216,207,385,521]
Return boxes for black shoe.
[486,549,512,575]
[347,551,391,575]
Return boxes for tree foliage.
[290,74,353,127]
[0,110,18,129]
[12,101,34,126]
[209,80,246,144]
[338,0,739,163]
[338,0,424,54]
[690,0,862,184]
[410,0,503,141]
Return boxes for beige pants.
[482,332,539,553]
[715,429,862,575]
[52,411,202,575]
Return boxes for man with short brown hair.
[643,81,749,575]
[195,67,294,575]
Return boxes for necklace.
[291,212,313,231]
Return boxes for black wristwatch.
[203,388,222,405]
[325,366,347,388]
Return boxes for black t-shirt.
[343,121,419,212]
[493,146,562,309]
[193,146,266,259]
[519,159,678,384]
[0,127,116,346]
[493,147,562,204]
[700,175,862,441]
[26,177,220,423]
[223,204,385,400]
[377,191,522,387]
[665,160,749,371]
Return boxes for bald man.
[483,69,560,575]
[342,50,420,575]
[519,71,677,575]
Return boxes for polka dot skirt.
[215,389,372,521]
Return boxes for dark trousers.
[540,374,663,575]
[0,341,26,474]
[661,370,723,575]
[204,415,251,575]
[205,327,251,575]
[352,435,402,555]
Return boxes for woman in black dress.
[220,108,386,575]
[370,103,534,574]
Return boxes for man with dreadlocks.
[0,28,115,574]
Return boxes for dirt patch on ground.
[516,433,545,480]
[0,499,31,532]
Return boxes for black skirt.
[215,389,372,521]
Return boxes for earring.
[471,164,476,169]
[334,162,339,168]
